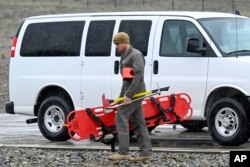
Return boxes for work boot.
[130,155,153,161]
[108,153,130,160]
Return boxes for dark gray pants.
[115,100,152,156]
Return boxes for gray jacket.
[119,46,146,99]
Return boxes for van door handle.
[114,60,119,74]
[153,60,158,74]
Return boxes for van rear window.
[20,21,85,57]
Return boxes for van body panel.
[10,17,85,115]
[80,17,116,107]
[152,16,209,118]
[10,57,82,115]
[207,57,250,96]
[36,82,81,110]
[14,106,34,115]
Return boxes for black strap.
[169,94,181,123]
[145,94,177,126]
[149,96,169,122]
[86,108,116,152]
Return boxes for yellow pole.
[113,90,153,103]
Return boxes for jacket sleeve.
[119,83,125,98]
[125,54,145,99]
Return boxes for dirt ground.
[0,58,9,112]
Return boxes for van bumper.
[5,101,15,114]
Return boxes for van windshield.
[200,17,250,57]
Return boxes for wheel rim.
[215,107,239,137]
[44,105,65,133]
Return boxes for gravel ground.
[0,146,229,167]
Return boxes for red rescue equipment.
[64,88,193,150]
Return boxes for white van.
[5,11,250,146]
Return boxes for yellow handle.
[113,90,152,103]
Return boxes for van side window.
[117,20,152,56]
[160,20,204,57]
[85,20,115,56]
[21,21,85,57]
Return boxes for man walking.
[108,32,153,161]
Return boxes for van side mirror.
[186,38,207,56]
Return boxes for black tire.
[207,97,250,146]
[180,120,206,132]
[38,96,72,141]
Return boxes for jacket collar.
[123,46,133,57]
